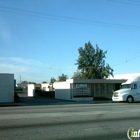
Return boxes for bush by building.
[35,89,55,98]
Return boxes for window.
[72,84,91,97]
[133,84,137,89]
[95,84,101,94]
[121,84,131,89]
[95,84,110,94]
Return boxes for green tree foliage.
[21,81,28,84]
[50,78,56,83]
[75,41,113,79]
[58,74,67,81]
[29,82,36,84]
[42,81,47,83]
[49,78,56,91]
[72,70,82,79]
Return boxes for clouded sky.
[0,0,140,83]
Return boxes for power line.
[111,54,140,66]
[0,5,140,30]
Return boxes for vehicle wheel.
[127,96,133,103]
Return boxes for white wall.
[54,81,93,101]
[41,83,50,91]
[54,82,73,100]
[28,84,35,97]
[41,82,73,100]
[0,74,14,103]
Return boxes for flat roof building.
[40,79,127,101]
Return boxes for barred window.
[72,84,91,97]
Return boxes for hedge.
[14,93,20,102]
[35,89,55,98]
[94,97,111,100]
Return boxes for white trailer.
[112,75,140,103]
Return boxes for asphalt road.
[0,103,140,140]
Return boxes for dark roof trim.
[73,79,127,84]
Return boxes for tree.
[21,81,28,84]
[42,81,47,83]
[58,74,67,81]
[75,41,113,79]
[28,82,36,84]
[72,70,82,79]
[50,78,56,84]
[49,78,56,91]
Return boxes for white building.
[28,78,126,101]
[0,73,14,103]
[109,73,140,80]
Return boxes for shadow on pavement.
[3,92,139,107]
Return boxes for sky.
[0,0,140,83]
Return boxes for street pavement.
[0,102,140,140]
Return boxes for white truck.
[112,75,140,103]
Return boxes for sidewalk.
[0,97,113,107]
[90,100,113,104]
[0,92,113,107]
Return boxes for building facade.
[70,79,126,100]
[0,73,14,103]
[39,79,126,101]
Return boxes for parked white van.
[112,75,140,103]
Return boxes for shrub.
[35,89,54,98]
[94,97,111,100]
[14,93,20,102]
